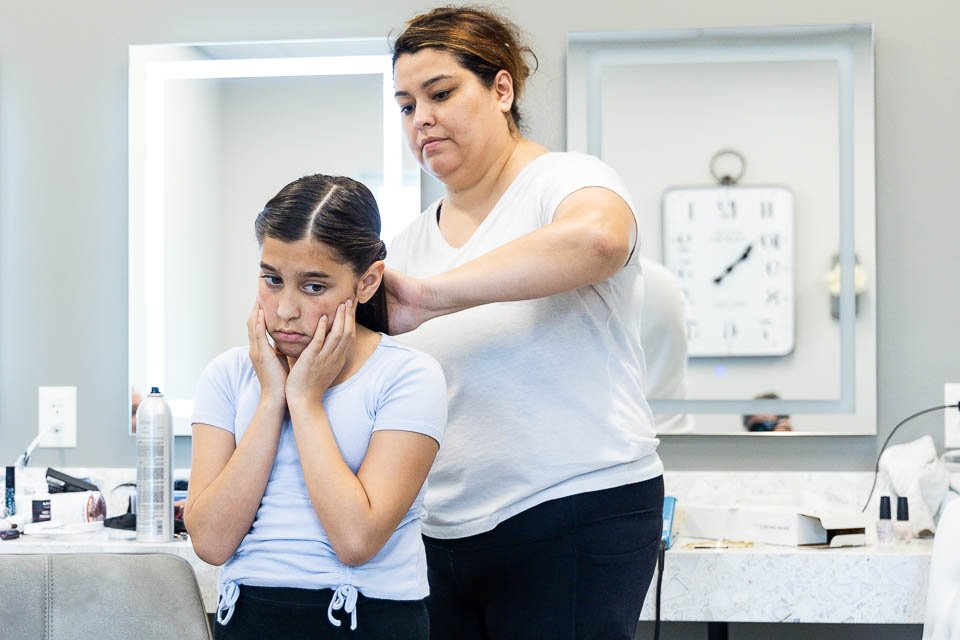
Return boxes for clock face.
[662,185,795,357]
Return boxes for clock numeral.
[723,322,738,341]
[765,288,782,305]
[762,327,771,341]
[760,233,781,249]
[673,232,692,246]
[760,201,774,218]
[717,199,737,219]
[674,266,693,280]
[765,260,781,276]
[687,202,695,220]
[686,319,699,342]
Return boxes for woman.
[386,7,664,640]
[185,175,446,639]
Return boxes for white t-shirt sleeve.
[191,349,241,434]
[538,153,641,264]
[373,352,447,446]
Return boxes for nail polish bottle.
[876,495,894,547]
[4,467,15,517]
[894,496,912,543]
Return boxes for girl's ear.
[356,260,385,304]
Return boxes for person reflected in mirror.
[131,386,142,434]
[743,392,793,432]
[386,7,664,640]
[640,257,693,434]
[185,175,447,639]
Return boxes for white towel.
[922,499,960,640]
[879,435,950,536]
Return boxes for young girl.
[184,174,446,639]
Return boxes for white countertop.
[0,468,939,624]
[0,528,931,623]
[640,537,931,624]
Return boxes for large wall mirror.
[567,24,876,435]
[129,39,420,435]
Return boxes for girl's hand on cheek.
[286,300,356,402]
[247,301,289,402]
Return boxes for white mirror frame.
[566,24,876,435]
[129,39,407,435]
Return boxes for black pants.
[214,585,429,640]
[423,476,664,640]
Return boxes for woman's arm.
[184,303,290,566]
[285,301,441,566]
[385,186,636,334]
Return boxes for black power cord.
[860,401,960,513]
[653,538,666,640]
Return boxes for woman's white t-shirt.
[387,152,663,540]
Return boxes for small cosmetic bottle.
[4,467,15,517]
[894,496,912,543]
[876,495,894,547]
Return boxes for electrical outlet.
[38,386,77,448]
[945,383,960,449]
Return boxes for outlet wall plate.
[945,383,960,449]
[38,386,77,448]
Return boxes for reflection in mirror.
[567,25,876,434]
[129,40,419,435]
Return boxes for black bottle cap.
[897,496,909,521]
[879,495,891,520]
[5,466,14,487]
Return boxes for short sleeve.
[191,348,241,434]
[538,153,641,265]
[372,352,447,446]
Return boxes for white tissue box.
[679,503,867,547]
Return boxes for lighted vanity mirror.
[567,24,876,434]
[128,39,420,436]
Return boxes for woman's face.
[394,48,514,184]
[257,236,360,360]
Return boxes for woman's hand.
[383,268,441,335]
[247,301,288,403]
[285,300,355,403]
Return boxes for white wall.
[161,78,224,403]
[217,74,385,351]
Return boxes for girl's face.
[257,236,369,359]
[394,48,514,184]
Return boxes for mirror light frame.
[129,39,405,435]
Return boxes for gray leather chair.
[0,553,211,640]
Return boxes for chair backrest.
[923,498,960,640]
[0,553,212,640]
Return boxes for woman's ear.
[493,69,515,115]
[356,260,385,304]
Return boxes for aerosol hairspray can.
[136,387,173,542]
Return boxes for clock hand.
[712,242,754,285]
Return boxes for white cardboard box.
[679,503,867,547]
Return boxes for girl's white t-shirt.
[387,152,663,540]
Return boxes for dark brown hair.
[255,174,388,334]
[391,5,538,133]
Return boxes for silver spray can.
[136,387,173,542]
